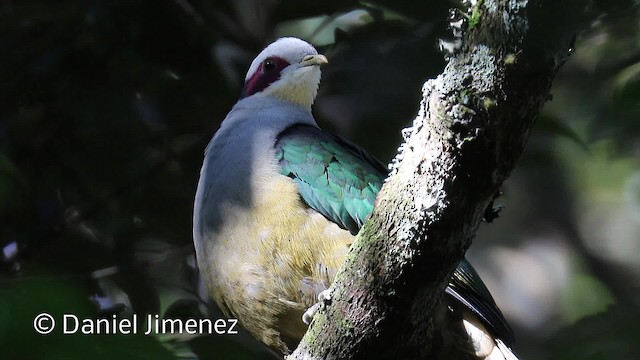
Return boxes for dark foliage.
[1,0,639,359]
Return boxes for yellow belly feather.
[203,176,353,352]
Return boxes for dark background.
[1,1,640,359]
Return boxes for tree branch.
[290,1,584,359]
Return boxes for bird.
[193,37,518,359]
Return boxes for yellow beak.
[300,54,328,67]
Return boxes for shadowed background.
[1,0,640,359]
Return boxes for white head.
[240,37,328,109]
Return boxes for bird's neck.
[199,95,319,212]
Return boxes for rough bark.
[290,1,584,359]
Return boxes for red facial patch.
[240,56,290,98]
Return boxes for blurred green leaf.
[0,267,176,360]
[549,305,640,360]
[561,272,614,324]
[537,115,591,154]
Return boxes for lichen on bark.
[289,0,582,359]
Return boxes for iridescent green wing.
[275,124,387,235]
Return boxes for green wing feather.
[275,124,514,344]
[275,124,386,235]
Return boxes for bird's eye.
[263,58,276,72]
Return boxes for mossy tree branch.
[290,1,584,359]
